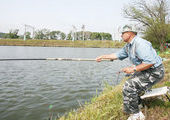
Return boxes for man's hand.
[96,56,103,62]
[121,67,134,74]
[96,54,118,62]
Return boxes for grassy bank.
[59,50,170,120]
[0,39,125,48]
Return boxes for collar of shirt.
[128,36,137,46]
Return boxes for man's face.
[121,32,131,42]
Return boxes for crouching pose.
[96,25,164,120]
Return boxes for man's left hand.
[121,67,134,74]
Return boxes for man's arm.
[122,63,154,74]
[135,63,154,72]
[96,53,118,62]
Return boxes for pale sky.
[0,0,133,38]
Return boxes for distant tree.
[67,31,78,41]
[100,33,112,40]
[49,31,66,40]
[25,32,31,39]
[123,0,170,51]
[75,31,83,40]
[19,32,31,39]
[66,32,73,40]
[60,32,66,40]
[55,31,61,40]
[90,32,101,40]
[34,29,50,39]
[66,31,112,41]
[0,32,6,38]
[34,30,43,39]
[49,31,58,39]
[84,31,91,40]
[5,29,19,39]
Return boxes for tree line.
[0,29,112,41]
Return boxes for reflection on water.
[0,46,130,120]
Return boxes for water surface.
[0,46,129,120]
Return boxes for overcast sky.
[1,0,133,37]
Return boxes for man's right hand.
[96,56,103,62]
[96,54,117,62]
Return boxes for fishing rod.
[0,58,114,61]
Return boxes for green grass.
[159,49,170,59]
[58,50,170,120]
[0,39,125,48]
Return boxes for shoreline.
[0,39,125,48]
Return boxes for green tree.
[0,32,6,38]
[5,29,19,39]
[49,31,58,39]
[34,29,50,39]
[49,31,66,40]
[84,31,91,40]
[25,32,31,39]
[123,0,170,51]
[100,33,112,40]
[90,32,101,40]
[66,32,73,40]
[66,31,112,41]
[60,32,66,40]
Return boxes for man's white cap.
[121,25,137,35]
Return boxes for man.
[96,25,164,120]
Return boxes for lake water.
[0,46,130,120]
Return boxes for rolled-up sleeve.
[115,46,128,60]
[136,42,156,65]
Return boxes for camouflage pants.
[123,64,164,114]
